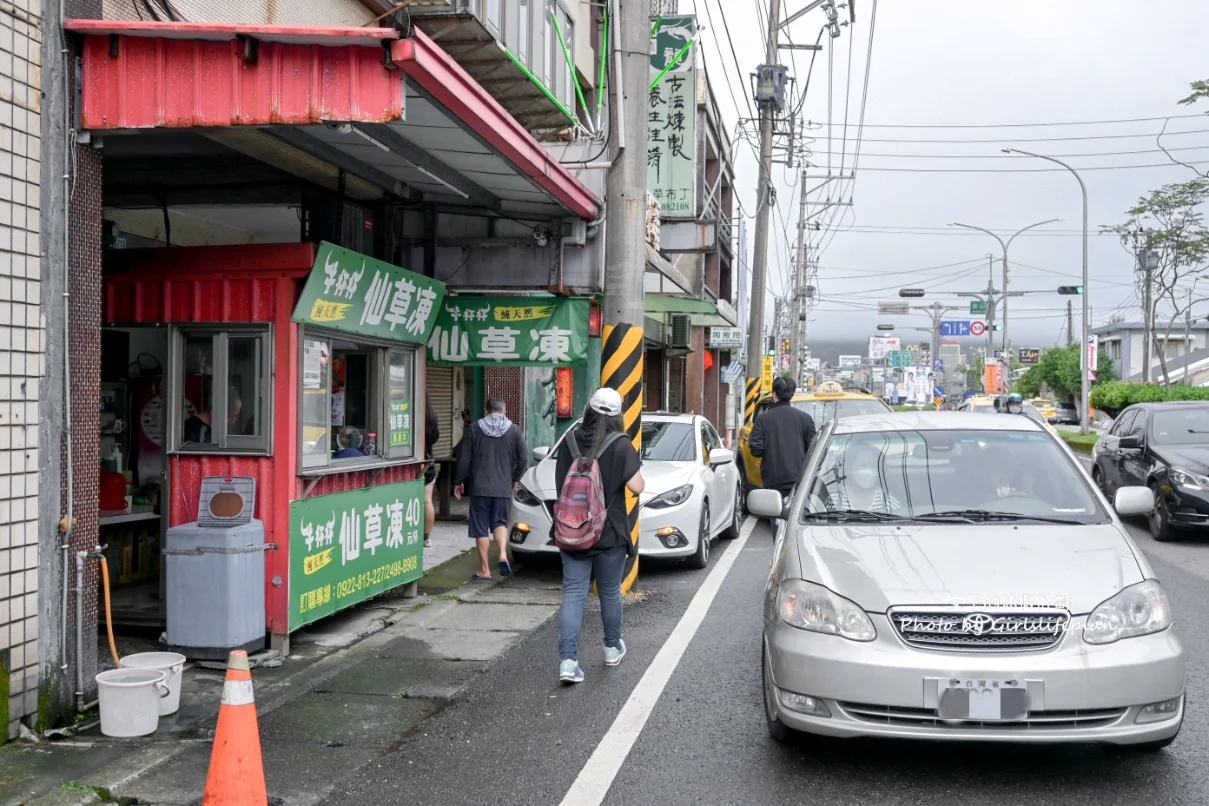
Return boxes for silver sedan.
[749,412,1185,749]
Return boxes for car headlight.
[775,579,876,641]
[513,484,542,507]
[1170,467,1209,491]
[645,484,694,509]
[1083,580,1173,645]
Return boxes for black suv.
[1091,401,1209,541]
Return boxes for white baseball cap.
[589,387,623,416]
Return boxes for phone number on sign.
[335,555,420,599]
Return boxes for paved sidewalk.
[0,511,562,806]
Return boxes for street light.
[949,217,1061,355]
[1002,147,1090,436]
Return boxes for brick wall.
[2,0,45,740]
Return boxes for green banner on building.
[426,296,590,366]
[292,242,446,345]
[648,15,697,218]
[289,479,424,631]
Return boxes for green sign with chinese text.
[289,479,424,631]
[970,300,987,316]
[427,296,589,366]
[648,15,697,218]
[293,242,446,345]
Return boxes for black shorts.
[424,458,438,485]
[468,497,511,538]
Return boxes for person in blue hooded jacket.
[454,396,529,580]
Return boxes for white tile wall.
[0,0,42,741]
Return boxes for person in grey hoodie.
[453,396,529,580]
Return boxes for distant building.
[1092,321,1209,379]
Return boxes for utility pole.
[1066,300,1074,346]
[789,168,808,382]
[743,0,784,424]
[1141,241,1153,382]
[601,0,651,593]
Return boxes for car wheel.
[686,501,710,569]
[1149,482,1177,542]
[762,644,796,744]
[722,483,743,540]
[1091,464,1106,495]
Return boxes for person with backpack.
[749,375,816,499]
[552,387,644,684]
[453,396,529,580]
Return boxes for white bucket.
[96,668,170,737]
[120,652,187,715]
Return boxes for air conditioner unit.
[670,314,692,349]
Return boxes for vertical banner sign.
[761,355,774,393]
[780,337,792,371]
[289,479,424,631]
[648,15,697,217]
[601,323,644,593]
[426,296,589,366]
[293,242,446,345]
[1088,335,1099,382]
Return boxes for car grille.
[839,702,1126,730]
[889,609,1070,651]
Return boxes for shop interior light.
[588,305,602,336]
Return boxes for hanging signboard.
[761,355,774,393]
[426,296,589,366]
[289,479,425,631]
[293,242,446,344]
[648,15,697,218]
[710,327,743,348]
[868,336,901,360]
[1018,348,1040,365]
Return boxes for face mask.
[852,466,878,488]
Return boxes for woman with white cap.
[553,387,645,684]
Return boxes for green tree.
[1011,345,1116,402]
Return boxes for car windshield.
[792,398,888,422]
[640,421,696,461]
[1033,399,1052,406]
[801,429,1107,524]
[971,404,995,412]
[1020,406,1046,425]
[1151,408,1209,445]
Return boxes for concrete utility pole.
[1067,300,1074,346]
[601,0,652,593]
[744,0,783,423]
[789,169,808,381]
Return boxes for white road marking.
[559,515,759,806]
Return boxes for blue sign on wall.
[933,358,944,372]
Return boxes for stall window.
[562,13,574,109]
[299,328,422,472]
[543,0,554,84]
[172,327,272,454]
[486,0,502,35]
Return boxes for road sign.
[933,358,944,372]
[940,320,972,337]
[878,301,910,316]
[1018,348,1039,365]
[970,300,987,316]
[969,321,987,337]
[889,350,911,368]
[723,360,745,382]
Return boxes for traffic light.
[1057,285,1085,295]
[899,288,926,298]
[992,324,1002,331]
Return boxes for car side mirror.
[747,489,787,519]
[1114,486,1155,516]
[709,448,734,467]
[1118,435,1142,450]
[532,446,551,462]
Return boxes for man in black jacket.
[423,387,440,549]
[749,376,816,499]
[454,396,529,579]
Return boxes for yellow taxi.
[1029,397,1058,419]
[957,395,998,413]
[736,380,891,490]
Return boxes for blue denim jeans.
[558,546,626,661]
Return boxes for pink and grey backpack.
[553,431,627,551]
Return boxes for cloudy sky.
[694,0,1209,356]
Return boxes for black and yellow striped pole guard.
[601,322,643,594]
[745,376,761,426]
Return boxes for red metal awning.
[65,19,600,220]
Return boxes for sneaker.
[559,659,584,684]
[604,639,627,667]
[424,538,432,548]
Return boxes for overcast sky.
[694,0,1209,354]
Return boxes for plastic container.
[100,470,127,510]
[96,668,169,737]
[119,652,186,715]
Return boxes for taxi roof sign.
[816,381,845,396]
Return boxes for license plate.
[937,678,1028,721]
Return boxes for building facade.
[1093,321,1209,382]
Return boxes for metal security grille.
[889,608,1070,652]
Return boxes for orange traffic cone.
[201,650,268,806]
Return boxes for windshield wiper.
[913,509,1084,525]
[805,509,905,523]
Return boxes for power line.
[697,0,754,121]
[818,127,1209,145]
[800,143,1209,160]
[815,160,1209,173]
[805,112,1209,129]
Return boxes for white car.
[507,412,743,568]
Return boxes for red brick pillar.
[685,327,704,415]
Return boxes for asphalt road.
[323,509,1209,806]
